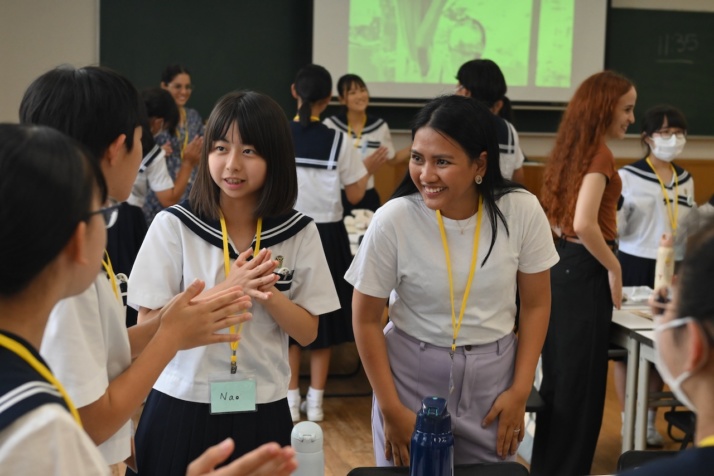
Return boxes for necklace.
[455,207,477,235]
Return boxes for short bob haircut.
[392,95,521,264]
[640,105,688,157]
[336,73,368,100]
[456,59,507,109]
[19,65,144,165]
[0,123,106,296]
[190,91,298,220]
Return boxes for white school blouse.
[40,273,132,465]
[128,204,340,404]
[127,145,174,208]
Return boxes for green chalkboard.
[100,0,313,120]
[100,2,714,135]
[605,7,714,136]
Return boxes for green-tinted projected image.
[348,0,574,88]
[537,0,574,87]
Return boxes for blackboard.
[605,7,714,136]
[100,0,313,121]
[100,2,714,135]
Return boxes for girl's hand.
[482,387,528,459]
[161,143,174,156]
[159,279,253,351]
[609,268,623,310]
[226,248,279,301]
[382,404,416,467]
[363,146,389,174]
[186,439,297,476]
[184,136,204,166]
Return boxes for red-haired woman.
[531,71,636,476]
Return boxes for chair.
[664,409,696,450]
[617,449,679,471]
[347,462,529,476]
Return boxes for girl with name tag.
[324,73,394,215]
[128,90,339,475]
[346,95,558,466]
[614,105,698,447]
[532,71,637,476]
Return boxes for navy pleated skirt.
[290,220,355,349]
[128,389,292,476]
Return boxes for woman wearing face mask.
[614,106,699,446]
[619,220,714,475]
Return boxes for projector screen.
[313,0,607,103]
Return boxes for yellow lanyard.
[0,334,82,427]
[646,157,679,235]
[219,212,262,373]
[436,195,483,353]
[698,435,714,447]
[346,116,367,148]
[102,250,120,300]
[176,108,189,161]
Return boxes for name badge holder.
[209,371,257,414]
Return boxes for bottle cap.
[291,421,323,454]
[414,396,452,435]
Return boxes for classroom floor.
[310,350,685,476]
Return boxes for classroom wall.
[0,0,99,123]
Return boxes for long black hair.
[392,95,522,264]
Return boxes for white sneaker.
[300,399,324,422]
[647,426,665,447]
[288,398,302,423]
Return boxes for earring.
[475,175,483,185]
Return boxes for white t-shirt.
[618,159,697,261]
[292,122,367,223]
[40,273,132,465]
[324,114,396,190]
[345,190,559,346]
[0,404,109,475]
[127,145,174,208]
[128,206,340,404]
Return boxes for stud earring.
[475,175,483,185]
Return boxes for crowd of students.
[0,56,712,476]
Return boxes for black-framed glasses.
[85,202,120,229]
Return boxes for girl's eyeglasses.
[85,202,120,229]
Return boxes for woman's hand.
[482,387,528,459]
[382,404,416,467]
[225,248,279,301]
[609,267,623,310]
[183,135,204,166]
[186,439,297,476]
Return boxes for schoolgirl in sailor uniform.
[324,74,394,214]
[287,65,381,423]
[618,106,698,283]
[614,106,698,446]
[0,125,112,475]
[128,91,338,475]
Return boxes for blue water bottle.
[409,396,454,476]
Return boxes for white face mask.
[650,134,686,162]
[653,317,701,413]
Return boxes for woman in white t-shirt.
[345,95,558,466]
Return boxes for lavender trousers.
[372,322,517,466]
